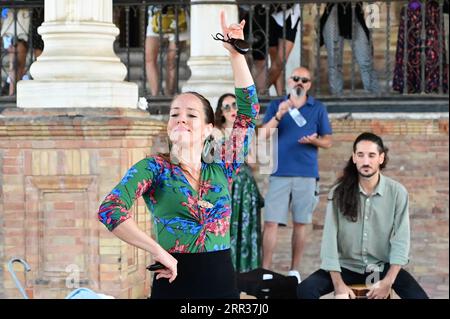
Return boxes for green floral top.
[98,85,260,253]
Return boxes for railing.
[1,0,449,106]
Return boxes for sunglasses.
[290,76,311,84]
[222,102,237,111]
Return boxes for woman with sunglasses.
[212,93,264,274]
[97,11,259,299]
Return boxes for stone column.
[182,0,238,108]
[17,0,138,108]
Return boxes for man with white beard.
[261,67,333,283]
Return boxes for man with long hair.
[298,132,428,299]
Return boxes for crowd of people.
[1,1,448,97]
[97,8,431,299]
[0,0,440,302]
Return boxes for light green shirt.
[320,174,410,274]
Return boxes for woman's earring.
[202,136,214,163]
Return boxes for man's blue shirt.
[263,95,332,178]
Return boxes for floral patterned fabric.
[229,163,264,273]
[98,85,260,253]
[393,1,448,93]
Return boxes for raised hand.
[277,100,291,119]
[219,10,246,54]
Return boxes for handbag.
[152,6,187,34]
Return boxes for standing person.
[145,4,189,96]
[260,66,333,283]
[240,4,301,95]
[98,11,259,299]
[298,132,429,299]
[320,2,380,95]
[392,0,448,94]
[212,93,264,273]
[445,1,449,59]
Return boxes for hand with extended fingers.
[299,133,318,145]
[212,10,249,55]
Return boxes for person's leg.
[247,8,269,95]
[145,36,161,96]
[261,221,279,269]
[290,177,318,272]
[445,13,449,66]
[322,5,344,95]
[352,21,380,94]
[297,269,335,299]
[8,40,27,96]
[384,268,429,299]
[266,46,279,91]
[290,222,307,270]
[269,16,299,95]
[16,40,27,78]
[7,49,15,96]
[253,59,268,94]
[298,267,369,299]
[269,39,295,96]
[165,40,178,96]
[262,176,292,269]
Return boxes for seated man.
[298,132,428,299]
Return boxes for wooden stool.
[349,284,392,299]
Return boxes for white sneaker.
[288,270,301,284]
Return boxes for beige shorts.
[264,176,319,225]
[146,6,189,42]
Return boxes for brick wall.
[0,150,4,299]
[0,108,166,299]
[1,110,448,298]
[254,116,449,298]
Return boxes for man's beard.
[358,171,377,178]
[290,86,305,98]
[358,167,377,178]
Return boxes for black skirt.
[150,249,239,299]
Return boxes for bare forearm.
[112,218,161,255]
[312,135,333,149]
[261,117,279,138]
[330,271,345,288]
[383,264,401,285]
[231,54,253,88]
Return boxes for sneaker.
[288,270,301,284]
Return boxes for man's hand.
[299,133,318,145]
[366,279,392,299]
[334,283,357,299]
[276,100,291,120]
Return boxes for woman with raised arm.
[98,11,259,299]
